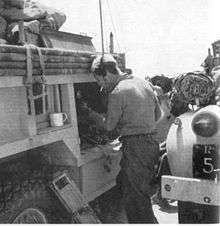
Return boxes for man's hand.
[88,110,106,130]
[215,87,220,106]
[79,101,93,116]
[78,101,106,130]
[153,85,164,97]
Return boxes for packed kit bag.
[0,16,7,38]
[0,0,66,44]
[173,71,215,106]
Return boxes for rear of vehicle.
[162,105,220,223]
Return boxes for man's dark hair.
[94,62,118,77]
[150,75,173,94]
[92,55,119,77]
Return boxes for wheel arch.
[0,140,80,193]
[0,141,79,223]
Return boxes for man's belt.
[119,132,156,141]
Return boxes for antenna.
[99,0,105,55]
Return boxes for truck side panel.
[0,87,29,145]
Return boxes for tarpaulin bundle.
[0,45,125,77]
[173,71,215,106]
[0,44,94,77]
[0,0,66,43]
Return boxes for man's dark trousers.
[118,134,159,223]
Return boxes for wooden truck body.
[0,30,124,223]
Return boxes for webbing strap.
[24,44,33,86]
[24,44,47,115]
[24,44,35,115]
[36,46,46,84]
[24,44,46,85]
[35,47,47,114]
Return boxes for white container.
[49,113,67,127]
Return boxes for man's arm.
[105,92,123,131]
[215,87,220,106]
[155,99,162,122]
[148,82,163,121]
[214,73,220,106]
[88,91,123,132]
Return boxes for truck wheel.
[0,179,72,223]
[178,201,219,223]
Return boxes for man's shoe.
[158,198,172,210]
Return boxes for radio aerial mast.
[99,0,105,55]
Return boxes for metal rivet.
[174,118,182,128]
[164,184,171,192]
[204,196,211,203]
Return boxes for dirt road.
[153,201,178,224]
[91,187,178,224]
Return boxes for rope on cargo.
[24,44,47,115]
[23,44,46,85]
[24,44,35,115]
[36,46,46,84]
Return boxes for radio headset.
[97,56,106,77]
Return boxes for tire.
[0,178,72,223]
[178,201,219,223]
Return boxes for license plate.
[193,144,218,180]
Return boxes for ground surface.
[91,186,178,224]
[153,201,178,224]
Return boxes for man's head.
[91,54,121,90]
[149,74,173,94]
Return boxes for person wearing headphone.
[88,54,161,223]
[211,66,220,106]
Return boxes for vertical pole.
[54,85,61,112]
[42,84,46,114]
[99,0,105,55]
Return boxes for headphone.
[94,55,117,77]
[96,56,106,77]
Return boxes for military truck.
[0,27,126,223]
[162,42,220,223]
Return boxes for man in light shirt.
[89,54,161,223]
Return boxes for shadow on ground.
[90,186,178,224]
[90,186,127,223]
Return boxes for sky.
[38,0,220,78]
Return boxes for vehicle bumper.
[162,175,220,206]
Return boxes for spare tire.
[0,178,72,223]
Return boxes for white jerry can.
[162,105,220,206]
[166,105,220,178]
